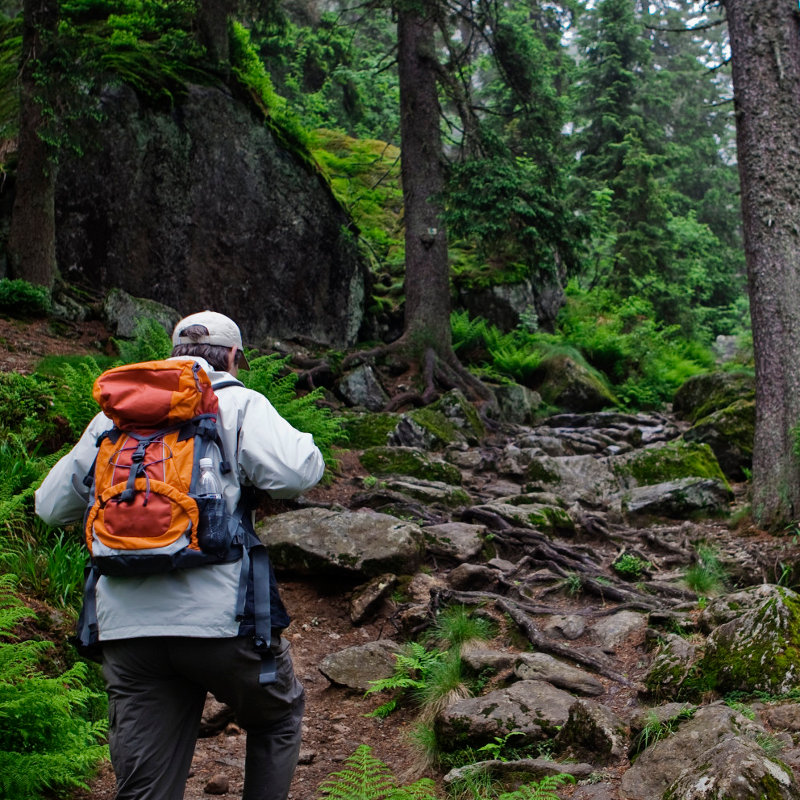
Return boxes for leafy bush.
[0,279,51,317]
[0,373,56,444]
[0,575,108,800]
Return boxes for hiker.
[35,310,324,800]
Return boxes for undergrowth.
[0,574,108,800]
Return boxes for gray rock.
[382,478,472,508]
[468,501,574,535]
[700,585,800,695]
[590,610,647,652]
[621,478,731,519]
[536,354,618,412]
[765,703,800,733]
[643,633,698,700]
[619,704,784,800]
[55,83,367,348]
[662,736,797,799]
[556,698,629,764]
[514,653,605,696]
[460,645,516,674]
[349,574,397,625]
[257,508,423,578]
[318,640,402,691]
[524,454,619,506]
[684,398,754,481]
[698,584,781,633]
[443,758,593,791]
[493,383,543,425]
[337,365,389,412]
[446,563,500,592]
[103,288,180,339]
[543,614,587,641]
[421,522,486,561]
[435,680,575,749]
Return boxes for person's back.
[35,310,324,800]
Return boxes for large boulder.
[620,705,799,800]
[620,705,796,800]
[256,508,423,578]
[672,371,755,424]
[534,354,618,412]
[435,680,575,750]
[359,446,462,485]
[54,83,367,348]
[699,585,800,695]
[683,398,754,481]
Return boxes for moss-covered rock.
[338,412,400,449]
[643,633,699,700]
[673,370,755,424]
[359,446,463,485]
[609,440,728,489]
[699,585,800,695]
[534,354,618,413]
[684,398,754,481]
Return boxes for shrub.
[0,574,108,800]
[0,279,51,317]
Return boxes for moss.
[406,407,464,447]
[612,441,727,487]
[338,412,399,449]
[699,588,800,695]
[525,506,575,535]
[524,459,563,485]
[359,447,462,485]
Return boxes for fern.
[316,744,397,799]
[50,357,103,437]
[316,745,438,800]
[242,354,343,470]
[496,773,576,800]
[0,575,108,800]
[114,317,172,363]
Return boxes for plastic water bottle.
[197,457,227,555]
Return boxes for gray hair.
[171,324,241,371]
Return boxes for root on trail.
[342,340,497,415]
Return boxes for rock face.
[54,83,367,348]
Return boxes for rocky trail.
[4,316,800,799]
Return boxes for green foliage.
[315,744,437,800]
[0,575,108,800]
[496,774,576,800]
[114,317,171,363]
[612,553,652,581]
[630,706,695,758]
[476,731,526,762]
[0,280,52,317]
[0,522,86,609]
[427,605,496,652]
[684,544,727,596]
[0,372,57,444]
[242,354,343,471]
[50,358,103,439]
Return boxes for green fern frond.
[497,773,576,800]
[316,744,396,799]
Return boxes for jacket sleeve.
[236,391,325,498]
[35,412,112,526]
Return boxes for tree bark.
[396,0,453,355]
[197,0,231,66]
[6,0,59,289]
[723,0,800,529]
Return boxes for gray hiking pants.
[101,636,304,800]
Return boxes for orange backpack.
[84,359,241,576]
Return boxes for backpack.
[75,359,278,683]
[83,358,241,576]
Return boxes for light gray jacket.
[35,357,324,641]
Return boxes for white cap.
[172,310,250,369]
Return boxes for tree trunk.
[6,0,58,289]
[197,0,231,67]
[396,0,453,356]
[723,0,800,529]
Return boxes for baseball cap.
[172,310,250,370]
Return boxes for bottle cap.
[199,457,213,469]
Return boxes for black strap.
[74,564,100,656]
